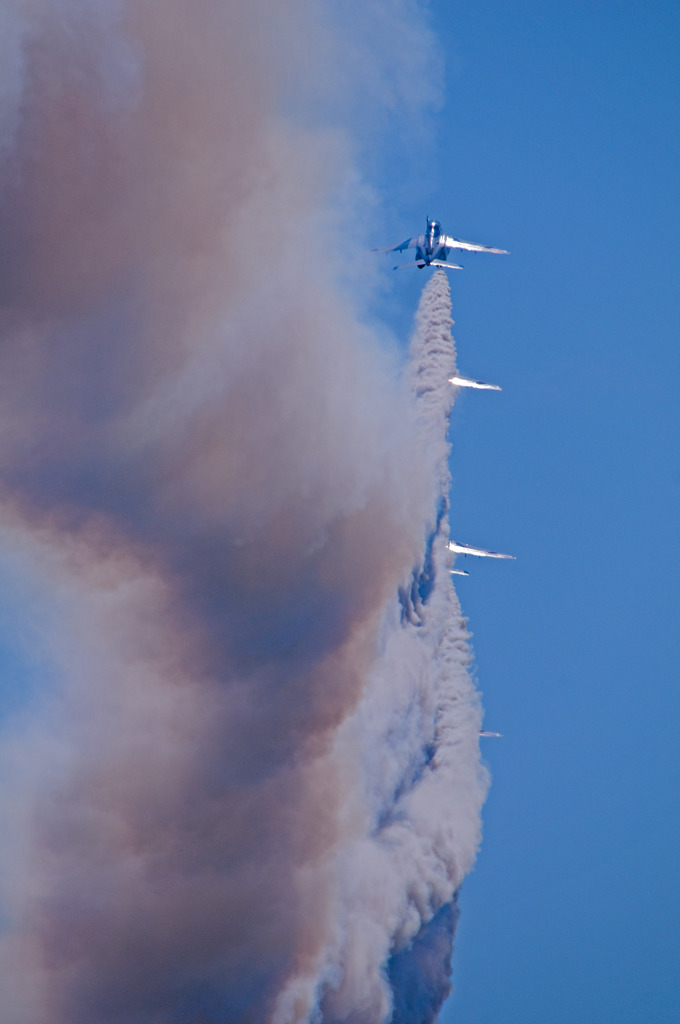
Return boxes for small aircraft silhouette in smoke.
[372,217,509,271]
[450,568,470,577]
[479,730,503,738]
[449,540,515,560]
[449,374,501,391]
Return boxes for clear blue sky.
[371,3,680,1022]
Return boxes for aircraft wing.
[449,540,515,559]
[449,375,501,391]
[371,235,422,254]
[441,235,509,255]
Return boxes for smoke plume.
[0,3,488,1022]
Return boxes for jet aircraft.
[449,375,501,391]
[479,730,503,738]
[450,568,469,577]
[373,217,509,271]
[449,541,515,560]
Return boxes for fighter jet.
[449,375,501,391]
[450,568,470,577]
[449,541,515,560]
[372,217,508,271]
[479,730,503,738]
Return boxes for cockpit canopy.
[428,219,441,237]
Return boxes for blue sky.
[370,3,680,1022]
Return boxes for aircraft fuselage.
[415,218,449,267]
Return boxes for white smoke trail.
[271,271,488,1024]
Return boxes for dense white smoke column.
[270,271,488,1024]
[381,271,489,1021]
[0,3,487,1022]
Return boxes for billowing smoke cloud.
[0,3,487,1022]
